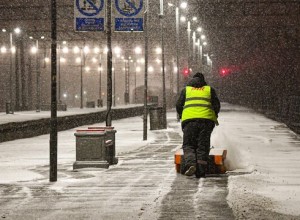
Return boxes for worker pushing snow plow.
[176,72,221,178]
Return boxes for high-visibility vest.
[181,85,217,123]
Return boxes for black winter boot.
[195,164,206,178]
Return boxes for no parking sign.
[74,0,105,31]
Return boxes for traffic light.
[182,68,190,77]
[220,68,231,77]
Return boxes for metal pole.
[175,6,179,95]
[80,46,83,109]
[106,0,113,126]
[113,67,116,107]
[200,45,203,72]
[36,40,41,112]
[58,44,61,103]
[187,21,191,72]
[134,61,137,104]
[143,0,149,140]
[160,0,167,128]
[15,37,20,111]
[9,33,14,114]
[50,0,58,182]
[99,53,102,107]
[20,38,26,110]
[192,31,196,61]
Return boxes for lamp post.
[134,61,137,103]
[168,2,186,95]
[175,6,180,95]
[113,67,116,107]
[57,44,61,103]
[134,46,142,104]
[32,40,41,112]
[98,53,103,107]
[187,20,191,72]
[9,32,14,114]
[50,0,58,182]
[58,42,69,104]
[160,0,167,129]
[3,28,21,113]
[106,0,113,126]
[143,0,149,140]
[80,46,84,108]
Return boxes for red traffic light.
[220,68,231,77]
[182,68,190,77]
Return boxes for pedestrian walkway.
[0,112,234,219]
[0,104,300,219]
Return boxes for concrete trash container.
[73,129,109,169]
[149,107,165,130]
[88,126,118,165]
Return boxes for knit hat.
[193,72,205,80]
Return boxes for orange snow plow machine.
[174,148,227,175]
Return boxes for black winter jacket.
[176,77,221,128]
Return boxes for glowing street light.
[135,46,142,54]
[114,46,121,55]
[14,28,21,34]
[156,47,162,54]
[94,47,100,54]
[83,46,90,54]
[180,16,186,22]
[75,57,81,63]
[0,46,7,53]
[73,46,80,54]
[62,46,68,54]
[31,46,38,54]
[180,2,187,9]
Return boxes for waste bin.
[149,106,166,130]
[88,126,118,165]
[86,101,95,108]
[73,129,109,169]
[6,102,13,114]
[97,99,103,107]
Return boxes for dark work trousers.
[182,120,215,168]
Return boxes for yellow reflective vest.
[182,86,217,123]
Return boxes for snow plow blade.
[174,148,227,175]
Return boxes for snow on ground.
[0,103,300,217]
[212,103,300,217]
[0,104,142,125]
[0,114,155,184]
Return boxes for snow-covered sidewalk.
[0,103,300,219]
[213,103,300,218]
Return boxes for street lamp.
[98,54,103,108]
[112,66,116,107]
[30,38,42,112]
[160,0,167,128]
[134,46,142,104]
[135,64,141,103]
[2,27,21,114]
[168,2,187,95]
